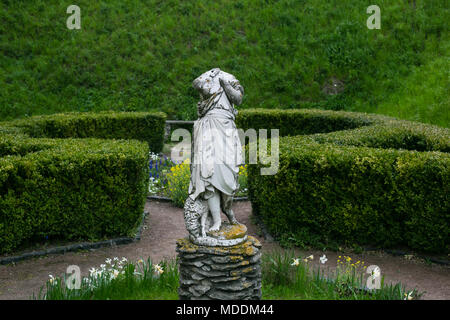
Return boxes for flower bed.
[37,252,419,300]
[147,153,249,207]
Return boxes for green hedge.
[8,111,166,153]
[0,111,166,254]
[241,109,449,253]
[236,108,378,137]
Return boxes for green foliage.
[0,111,166,254]
[244,109,449,253]
[165,159,191,208]
[0,135,149,254]
[0,0,448,127]
[7,111,166,153]
[37,252,418,300]
[37,257,179,300]
[236,108,377,137]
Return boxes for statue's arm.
[219,78,244,106]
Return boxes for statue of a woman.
[185,68,244,242]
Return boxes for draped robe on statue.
[189,71,244,209]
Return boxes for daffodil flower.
[153,264,164,275]
[291,258,300,266]
[371,266,381,280]
[319,255,328,264]
[405,291,414,300]
[112,269,119,279]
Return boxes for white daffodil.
[306,255,314,260]
[89,268,97,275]
[105,258,112,264]
[153,264,164,275]
[113,257,119,262]
[371,266,381,280]
[48,275,55,285]
[121,257,127,263]
[319,255,328,264]
[112,269,120,279]
[291,258,300,266]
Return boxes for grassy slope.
[0,0,448,126]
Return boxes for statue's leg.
[207,190,222,232]
[221,192,239,224]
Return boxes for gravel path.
[0,200,448,300]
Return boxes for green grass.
[35,252,420,300]
[1,0,448,127]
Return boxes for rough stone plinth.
[176,236,262,300]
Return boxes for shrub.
[0,111,166,254]
[8,111,166,153]
[0,135,149,254]
[243,109,450,253]
[165,159,191,208]
[236,108,378,137]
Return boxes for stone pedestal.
[176,235,262,300]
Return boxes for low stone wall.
[176,236,262,300]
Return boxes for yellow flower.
[291,258,300,266]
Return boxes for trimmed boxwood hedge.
[0,111,165,254]
[237,109,449,253]
[8,111,166,153]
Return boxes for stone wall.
[176,236,262,300]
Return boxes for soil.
[0,200,448,300]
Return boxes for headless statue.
[184,68,245,245]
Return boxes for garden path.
[0,200,448,300]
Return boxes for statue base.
[176,235,262,300]
[191,222,248,247]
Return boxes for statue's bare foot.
[209,223,221,232]
[225,210,239,225]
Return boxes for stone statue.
[177,69,262,300]
[184,68,246,246]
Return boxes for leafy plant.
[165,158,191,207]
[35,252,421,300]
[245,109,449,253]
